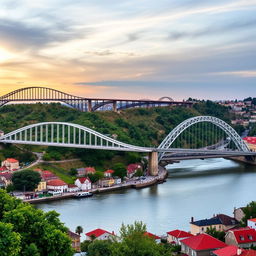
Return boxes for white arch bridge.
[0,116,255,175]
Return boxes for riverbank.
[24,167,168,204]
[226,156,256,165]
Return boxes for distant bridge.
[0,116,255,175]
[0,87,192,112]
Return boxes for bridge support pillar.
[87,100,92,112]
[113,101,117,112]
[148,151,158,176]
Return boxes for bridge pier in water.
[148,151,159,176]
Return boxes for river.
[37,158,256,237]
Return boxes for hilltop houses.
[190,214,239,235]
[76,167,96,177]
[167,229,194,245]
[85,228,116,241]
[225,227,256,248]
[1,158,20,171]
[181,233,227,256]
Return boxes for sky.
[0,0,255,100]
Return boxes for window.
[202,227,204,231]
[248,235,253,240]
[240,236,244,241]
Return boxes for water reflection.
[37,158,256,236]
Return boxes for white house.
[85,228,116,241]
[47,179,68,193]
[104,170,114,177]
[75,177,92,191]
[247,218,256,229]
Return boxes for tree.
[87,240,112,256]
[112,163,127,179]
[69,168,78,176]
[23,243,40,256]
[75,225,83,235]
[88,171,104,183]
[110,221,172,256]
[12,169,41,191]
[242,201,256,226]
[206,227,225,242]
[0,190,73,256]
[80,240,91,252]
[0,222,21,256]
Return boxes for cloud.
[213,70,256,78]
[168,19,256,40]
[0,17,86,52]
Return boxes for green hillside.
[0,101,237,170]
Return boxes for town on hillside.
[69,207,256,255]
[0,157,167,202]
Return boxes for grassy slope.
[0,102,232,183]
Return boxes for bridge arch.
[158,116,250,161]
[158,96,174,101]
[0,122,151,152]
[0,86,87,111]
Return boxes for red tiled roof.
[144,232,160,240]
[232,228,256,244]
[6,158,19,163]
[42,170,54,175]
[68,184,78,188]
[41,170,57,180]
[241,250,256,256]
[0,167,7,171]
[181,234,226,251]
[85,228,112,238]
[214,247,256,256]
[47,179,67,186]
[167,229,194,238]
[0,172,12,180]
[213,245,240,256]
[85,167,96,173]
[104,170,114,174]
[243,137,256,145]
[78,177,91,184]
[248,218,256,223]
[127,163,141,174]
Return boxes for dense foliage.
[0,190,73,256]
[241,201,256,226]
[12,170,41,191]
[206,227,225,242]
[0,101,235,168]
[86,221,173,256]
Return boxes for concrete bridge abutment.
[148,151,159,176]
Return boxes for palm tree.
[75,225,83,236]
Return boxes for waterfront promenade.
[24,167,168,204]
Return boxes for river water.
[37,158,256,237]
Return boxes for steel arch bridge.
[158,116,250,161]
[0,87,191,112]
[0,122,152,152]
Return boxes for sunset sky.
[0,0,255,100]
